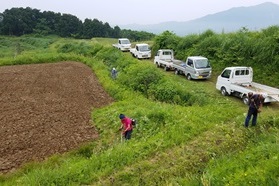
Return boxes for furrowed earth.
[0,62,114,174]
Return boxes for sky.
[1,0,279,26]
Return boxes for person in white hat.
[111,67,117,79]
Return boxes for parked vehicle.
[154,49,182,71]
[112,38,131,51]
[173,56,212,80]
[130,43,151,59]
[216,66,279,104]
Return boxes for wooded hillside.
[0,7,155,41]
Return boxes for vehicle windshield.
[195,59,210,69]
[121,40,130,44]
[139,45,150,51]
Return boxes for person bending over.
[119,114,133,140]
[244,92,265,127]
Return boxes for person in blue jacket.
[244,92,265,127]
[111,67,117,79]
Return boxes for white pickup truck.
[216,66,279,104]
[172,56,212,80]
[154,49,182,71]
[112,38,131,51]
[129,43,151,59]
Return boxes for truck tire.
[221,87,228,96]
[242,95,249,105]
[186,74,191,80]
[156,63,160,68]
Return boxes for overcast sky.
[1,0,279,25]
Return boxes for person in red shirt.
[119,114,133,140]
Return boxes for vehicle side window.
[187,59,194,67]
[235,69,249,76]
[221,70,231,78]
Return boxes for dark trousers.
[245,107,258,127]
[124,130,133,140]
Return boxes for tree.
[55,13,82,37]
[0,7,40,36]
[41,11,61,35]
[33,18,52,35]
[112,26,121,38]
[152,31,179,56]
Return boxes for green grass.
[0,35,278,186]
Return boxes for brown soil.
[0,61,114,174]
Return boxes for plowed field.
[0,62,114,173]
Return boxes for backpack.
[131,118,137,127]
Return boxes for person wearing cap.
[244,92,265,127]
[111,67,117,79]
[119,114,133,140]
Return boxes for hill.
[120,2,279,36]
[0,35,278,185]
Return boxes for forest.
[0,7,155,41]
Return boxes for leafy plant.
[119,63,163,98]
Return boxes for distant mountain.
[120,2,279,36]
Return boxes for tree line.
[0,7,155,41]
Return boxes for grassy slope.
[0,36,278,186]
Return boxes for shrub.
[149,80,191,106]
[119,63,163,98]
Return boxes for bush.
[119,63,163,98]
[149,80,192,106]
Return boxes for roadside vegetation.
[0,26,278,185]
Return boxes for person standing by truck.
[244,92,265,127]
[119,114,133,140]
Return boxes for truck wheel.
[242,96,249,105]
[186,74,191,80]
[221,87,228,96]
[156,63,160,68]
